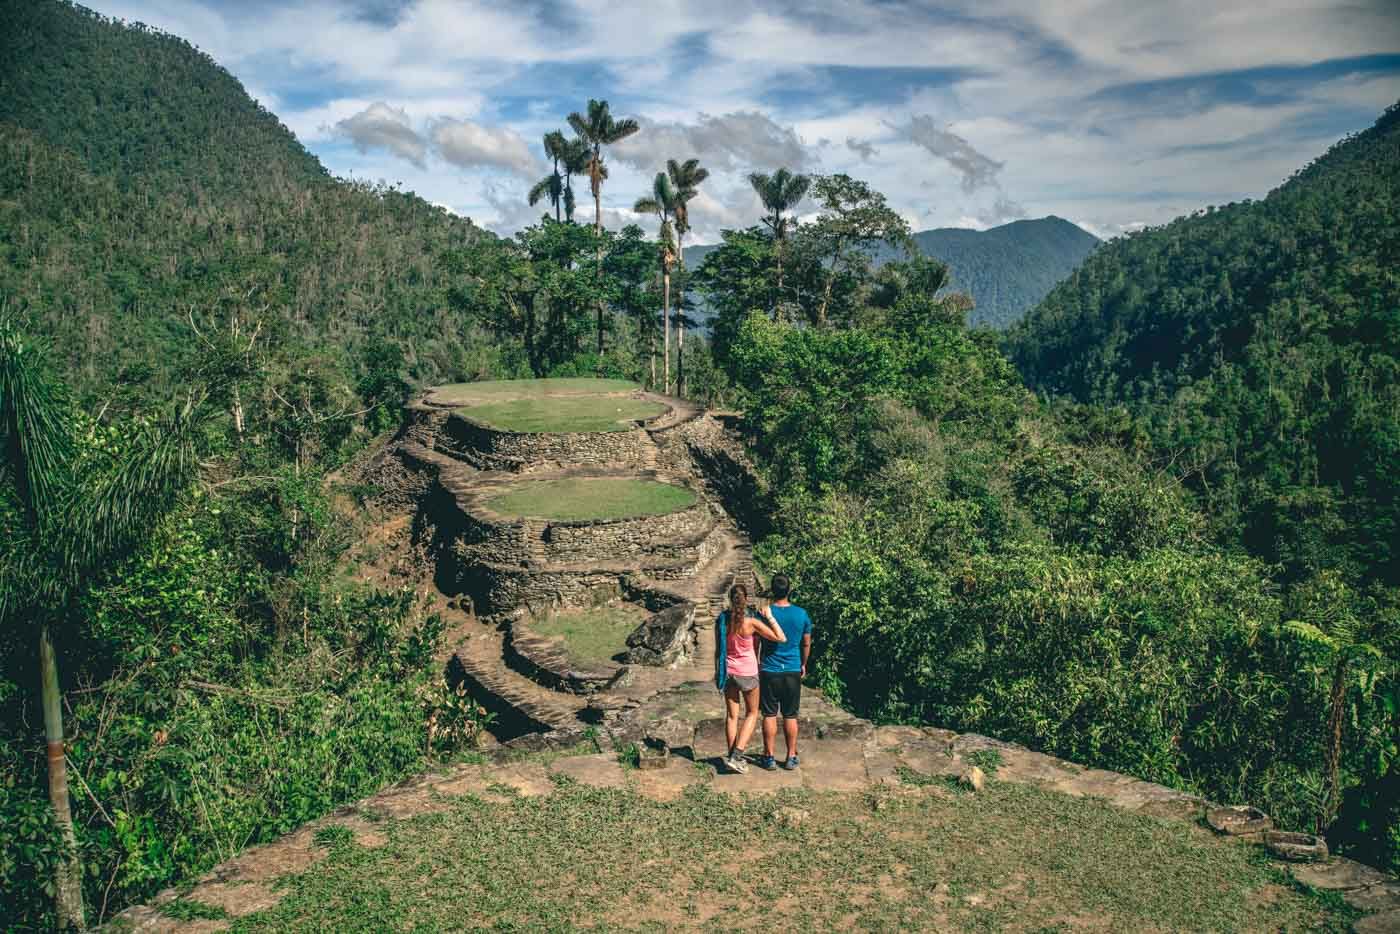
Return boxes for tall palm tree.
[748,168,812,319]
[527,130,568,221]
[560,136,591,224]
[567,99,640,354]
[634,172,679,393]
[666,158,709,396]
[1,317,200,930]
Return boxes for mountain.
[1006,102,1400,587]
[0,0,488,406]
[906,216,1100,327]
[684,215,1098,329]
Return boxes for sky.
[86,0,1400,243]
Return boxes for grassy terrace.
[434,378,666,433]
[530,604,647,667]
[207,778,1353,932]
[486,477,697,522]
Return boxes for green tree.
[1285,571,1390,833]
[566,100,640,353]
[634,172,679,393]
[527,130,568,222]
[804,173,913,327]
[0,317,199,929]
[560,136,591,224]
[747,168,812,318]
[666,158,710,395]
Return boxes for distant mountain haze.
[685,216,1099,329]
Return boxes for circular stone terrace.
[417,378,685,472]
[427,378,671,433]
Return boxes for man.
[757,574,812,771]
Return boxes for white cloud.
[612,111,818,173]
[335,102,427,166]
[432,119,541,177]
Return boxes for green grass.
[432,378,641,406]
[227,782,1353,932]
[530,604,647,667]
[463,395,667,433]
[486,478,697,521]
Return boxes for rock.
[771,806,809,828]
[636,744,670,770]
[625,603,697,666]
[960,766,986,793]
[1263,830,1328,862]
[1353,909,1400,934]
[645,715,695,753]
[1206,804,1272,836]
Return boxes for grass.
[463,395,667,433]
[486,477,697,521]
[530,604,648,667]
[432,378,640,406]
[226,781,1353,932]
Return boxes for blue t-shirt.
[759,604,812,673]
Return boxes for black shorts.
[760,671,802,718]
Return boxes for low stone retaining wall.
[445,413,656,473]
[506,619,629,695]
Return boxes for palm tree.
[560,136,591,224]
[567,100,640,354]
[748,168,812,318]
[1,317,200,930]
[527,130,568,221]
[635,172,679,393]
[666,158,709,396]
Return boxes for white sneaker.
[726,754,749,774]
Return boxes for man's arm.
[800,633,811,677]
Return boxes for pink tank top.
[725,614,758,677]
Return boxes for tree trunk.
[41,622,86,931]
[774,221,785,321]
[817,238,845,328]
[676,234,685,397]
[662,266,671,395]
[593,158,604,356]
[1321,660,1348,834]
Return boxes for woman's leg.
[735,686,762,752]
[724,683,742,754]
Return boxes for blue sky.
[87,0,1400,242]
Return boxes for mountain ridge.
[685,214,1099,329]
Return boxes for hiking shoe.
[759,755,778,771]
[726,754,750,774]
[783,755,800,771]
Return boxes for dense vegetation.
[1005,105,1400,592]
[1,1,1396,928]
[689,214,1100,330]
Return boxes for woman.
[715,583,785,774]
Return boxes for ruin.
[366,378,759,737]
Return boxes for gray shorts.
[727,674,759,692]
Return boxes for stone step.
[449,623,592,733]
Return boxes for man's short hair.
[771,574,791,599]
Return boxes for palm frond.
[566,112,592,142]
[0,316,73,527]
[604,118,640,143]
[61,404,199,585]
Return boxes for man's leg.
[783,715,799,759]
[782,672,802,763]
[760,673,781,759]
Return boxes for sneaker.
[726,754,750,774]
[783,755,800,771]
[759,755,778,771]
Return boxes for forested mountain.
[0,0,495,408]
[686,215,1098,329]
[1006,104,1400,589]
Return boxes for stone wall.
[649,414,767,536]
[445,414,654,473]
[538,504,713,563]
